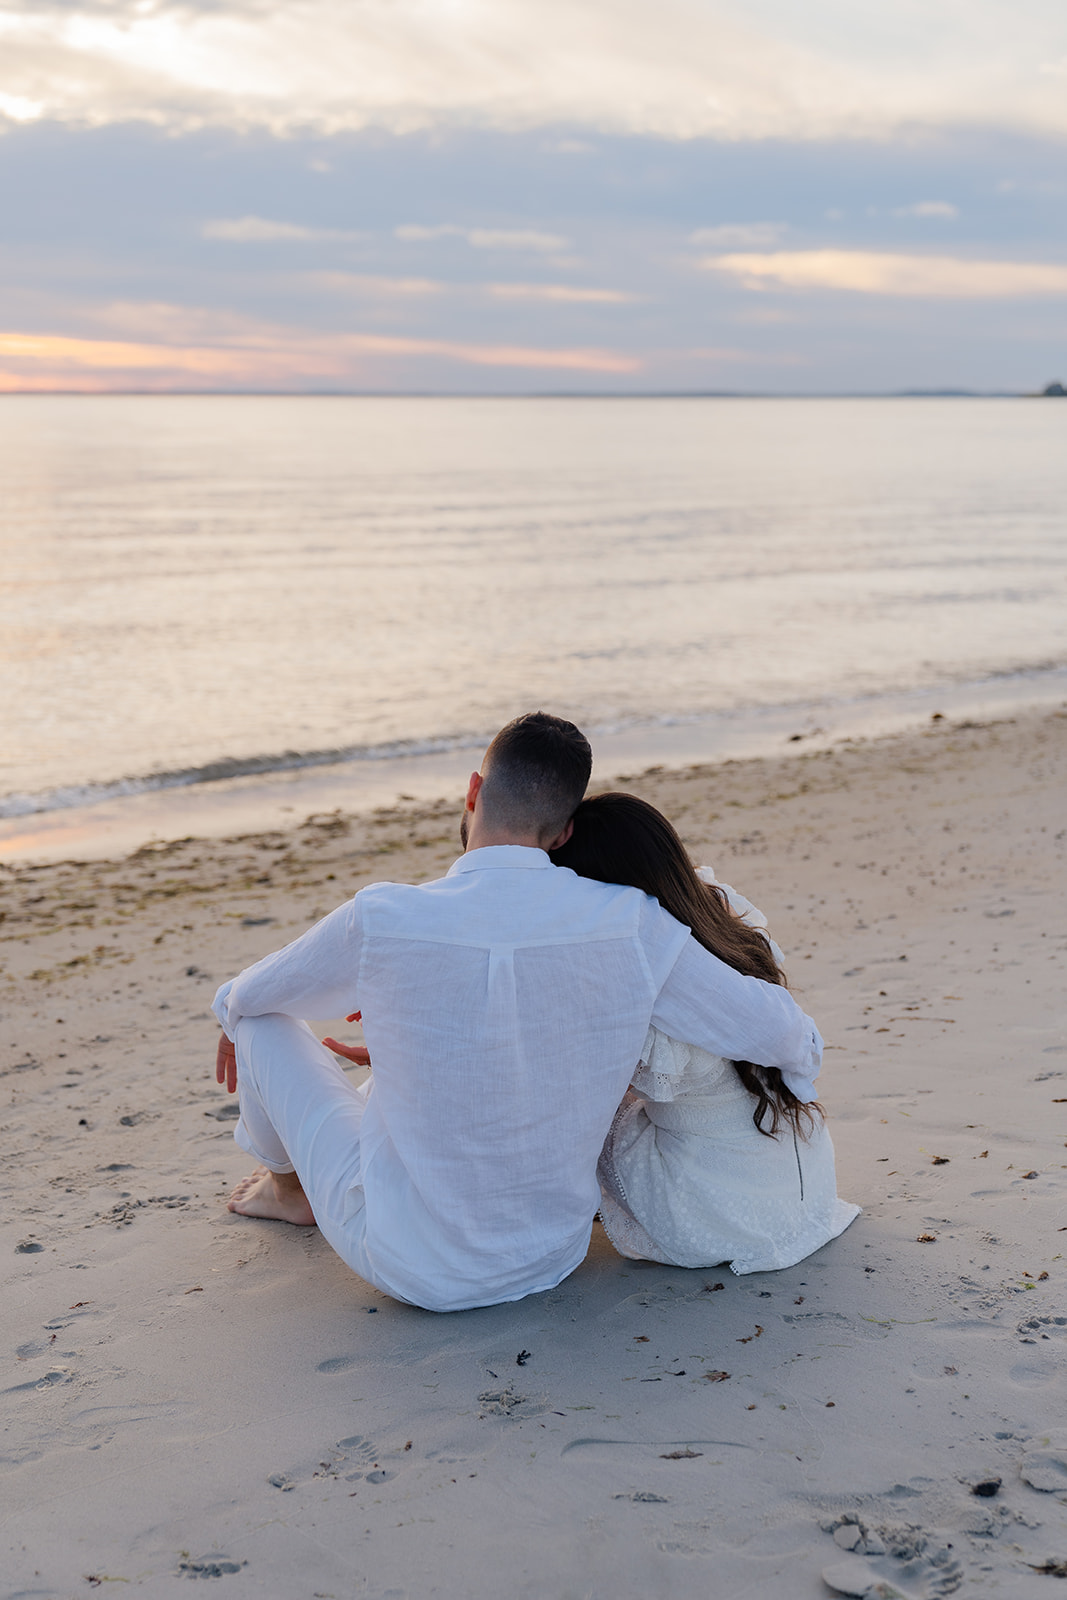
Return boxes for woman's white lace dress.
[596,872,860,1274]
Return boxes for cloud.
[0,316,641,389]
[690,223,787,248]
[703,250,1067,298]
[0,330,262,381]
[0,89,44,122]
[85,300,276,343]
[893,201,959,219]
[203,216,361,242]
[2,0,1067,141]
[396,225,568,252]
[309,273,444,297]
[486,282,638,303]
[308,274,637,304]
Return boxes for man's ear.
[465,771,483,812]
[544,816,573,852]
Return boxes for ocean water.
[2,394,1065,853]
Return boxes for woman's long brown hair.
[551,792,820,1138]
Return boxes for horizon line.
[0,387,1058,400]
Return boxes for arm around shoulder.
[651,934,823,1101]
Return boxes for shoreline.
[4,663,1066,865]
[3,706,1067,1596]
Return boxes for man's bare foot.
[227,1166,316,1226]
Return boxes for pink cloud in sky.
[703,250,1067,298]
[0,325,642,390]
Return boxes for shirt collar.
[446,845,553,877]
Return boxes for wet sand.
[3,707,1066,1597]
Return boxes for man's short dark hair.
[479,712,592,843]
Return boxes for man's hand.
[216,1032,238,1094]
[322,1010,371,1068]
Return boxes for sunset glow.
[1,0,1065,391]
[0,328,642,389]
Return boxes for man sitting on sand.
[213,711,823,1313]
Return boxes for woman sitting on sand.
[550,794,859,1274]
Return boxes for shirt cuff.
[212,979,236,1039]
[779,1021,823,1103]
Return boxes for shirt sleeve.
[648,928,823,1103]
[212,896,364,1039]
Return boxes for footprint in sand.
[70,1400,194,1452]
[561,1435,751,1460]
[94,1194,191,1228]
[315,1353,358,1373]
[268,1433,394,1491]
[1020,1434,1067,1494]
[477,1385,548,1419]
[820,1516,964,1598]
[4,1367,75,1394]
[1008,1356,1059,1386]
[178,1554,245,1578]
[1016,1315,1067,1344]
[783,1309,891,1344]
[336,1434,389,1482]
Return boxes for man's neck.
[463,821,545,854]
[464,835,545,854]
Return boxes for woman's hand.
[322,1010,371,1068]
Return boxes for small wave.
[4,661,1065,822]
[0,709,778,819]
[0,708,798,820]
[0,732,495,820]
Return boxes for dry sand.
[3,708,1066,1599]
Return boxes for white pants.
[233,1013,374,1279]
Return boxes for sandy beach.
[3,706,1066,1599]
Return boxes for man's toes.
[227,1174,262,1206]
[228,1181,267,1215]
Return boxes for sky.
[1,0,1066,392]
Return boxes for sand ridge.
[2,708,1066,1597]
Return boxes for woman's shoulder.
[634,1026,731,1101]
[694,865,786,966]
[695,865,768,928]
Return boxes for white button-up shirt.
[214,846,822,1311]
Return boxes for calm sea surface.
[2,395,1065,825]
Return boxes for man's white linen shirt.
[213,846,822,1312]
